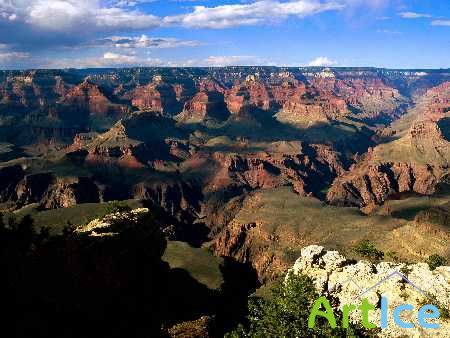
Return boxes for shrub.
[352,240,384,260]
[104,200,131,215]
[399,265,412,276]
[227,272,376,337]
[426,254,447,271]
[386,251,399,262]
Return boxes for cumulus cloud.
[1,0,160,31]
[0,0,349,52]
[398,11,432,19]
[163,0,344,29]
[308,56,337,66]
[0,0,160,49]
[0,0,409,69]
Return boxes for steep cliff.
[328,82,450,209]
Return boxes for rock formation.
[40,176,101,209]
[131,82,181,115]
[201,141,345,199]
[58,80,117,116]
[290,245,450,337]
[327,160,438,208]
[176,91,230,123]
[76,208,150,237]
[328,82,450,209]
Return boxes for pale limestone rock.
[290,245,450,337]
[75,207,150,237]
[322,250,347,272]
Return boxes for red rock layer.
[60,80,114,115]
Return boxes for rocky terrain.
[290,245,450,337]
[327,81,450,211]
[0,67,449,336]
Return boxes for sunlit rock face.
[290,245,450,338]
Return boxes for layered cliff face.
[0,167,101,210]
[198,78,226,93]
[326,152,441,209]
[132,180,201,222]
[224,77,351,124]
[421,81,450,121]
[290,245,450,337]
[40,177,101,209]
[176,91,230,124]
[327,82,450,210]
[225,78,272,114]
[70,110,185,169]
[130,82,181,115]
[309,74,406,123]
[201,141,345,198]
[15,172,55,206]
[0,71,70,110]
[276,92,349,124]
[74,120,145,168]
[58,80,117,116]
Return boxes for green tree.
[228,272,376,337]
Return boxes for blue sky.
[0,0,449,69]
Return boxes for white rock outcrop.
[289,245,450,338]
[75,208,150,237]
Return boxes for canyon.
[0,66,449,312]
[1,66,450,337]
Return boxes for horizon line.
[1,66,450,72]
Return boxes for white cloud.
[204,55,262,66]
[376,29,401,35]
[398,11,432,19]
[0,0,160,33]
[163,0,344,29]
[0,51,30,62]
[341,0,390,10]
[431,20,450,27]
[104,35,200,48]
[33,1,159,31]
[103,52,134,61]
[112,0,156,7]
[42,52,166,68]
[308,56,337,66]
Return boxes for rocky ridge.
[75,208,150,237]
[327,81,450,210]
